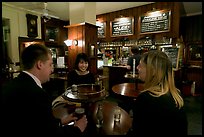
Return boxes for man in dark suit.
[1,44,87,136]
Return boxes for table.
[124,73,142,90]
[98,75,109,81]
[112,82,144,115]
[112,83,144,98]
[62,84,108,103]
[52,101,132,135]
[91,101,132,135]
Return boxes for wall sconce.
[90,44,95,56]
[64,39,78,46]
[64,39,72,46]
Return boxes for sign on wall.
[97,21,106,38]
[139,9,171,34]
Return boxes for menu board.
[97,22,106,38]
[139,10,171,34]
[162,47,180,70]
[110,17,134,37]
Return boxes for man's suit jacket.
[1,72,81,136]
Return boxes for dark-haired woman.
[67,53,95,87]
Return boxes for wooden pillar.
[64,2,97,74]
[64,23,98,74]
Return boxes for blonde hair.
[140,50,184,108]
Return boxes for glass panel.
[45,27,58,42]
[189,44,202,61]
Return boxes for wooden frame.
[187,43,202,61]
[18,37,44,67]
[186,42,202,67]
[139,9,171,34]
[45,26,59,42]
[110,17,134,37]
[3,26,9,42]
[26,14,38,38]
[97,21,106,38]
[162,46,180,70]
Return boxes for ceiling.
[2,2,202,21]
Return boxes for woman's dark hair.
[74,53,90,70]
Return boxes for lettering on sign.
[110,17,134,37]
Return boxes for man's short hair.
[131,45,139,54]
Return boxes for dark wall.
[179,15,202,43]
[179,14,202,95]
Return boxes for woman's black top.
[67,70,95,87]
[128,91,188,136]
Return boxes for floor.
[105,93,202,136]
[184,95,202,135]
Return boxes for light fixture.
[64,39,72,46]
[73,39,78,46]
[90,45,95,56]
[146,8,162,17]
[64,39,78,46]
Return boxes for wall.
[2,4,42,63]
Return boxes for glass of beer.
[74,107,85,119]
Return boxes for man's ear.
[36,60,43,70]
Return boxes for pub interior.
[1,2,202,136]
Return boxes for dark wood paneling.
[179,15,202,95]
[180,15,202,43]
[97,2,181,42]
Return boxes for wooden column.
[64,22,98,75]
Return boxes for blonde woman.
[128,50,188,136]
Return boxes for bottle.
[114,106,121,122]
[96,77,100,85]
[95,77,102,90]
[71,84,78,96]
[13,63,16,71]
[96,103,103,128]
[191,81,195,96]
[5,64,9,72]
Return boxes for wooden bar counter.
[102,65,129,92]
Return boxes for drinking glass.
[114,106,121,122]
